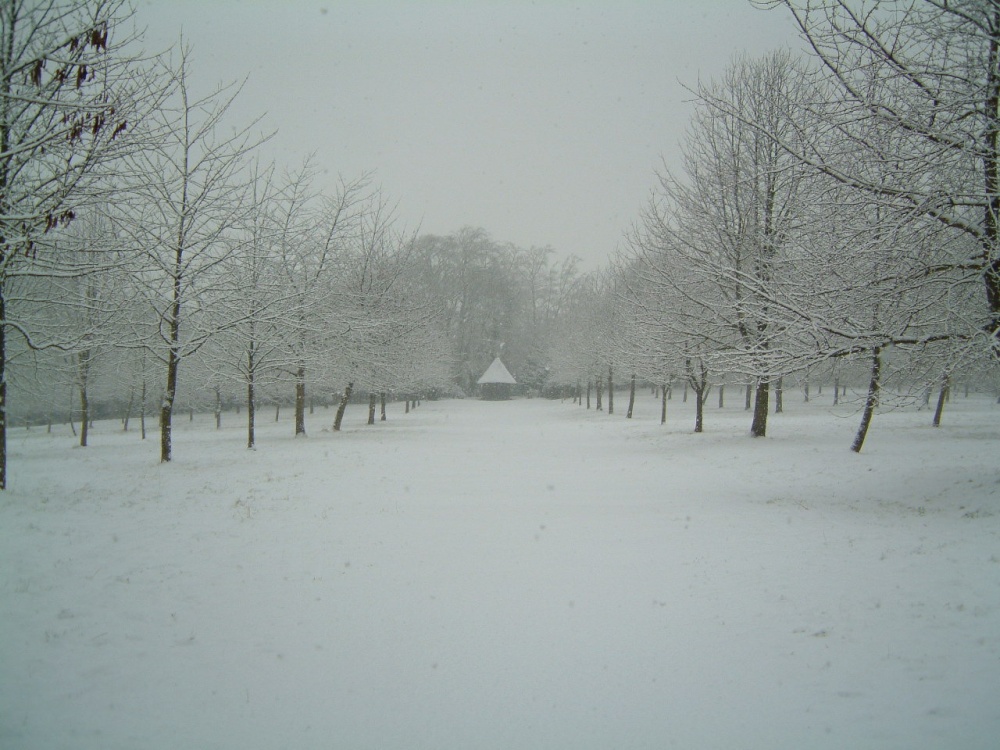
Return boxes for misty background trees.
[3,0,1000,488]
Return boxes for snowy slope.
[1,392,998,749]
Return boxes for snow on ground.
[1,390,998,750]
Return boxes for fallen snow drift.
[1,393,998,749]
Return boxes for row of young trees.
[0,1,467,488]
[2,0,599,492]
[548,0,1000,452]
[6,1,999,488]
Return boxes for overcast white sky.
[133,1,802,268]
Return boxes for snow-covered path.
[1,395,998,749]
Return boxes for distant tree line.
[5,0,1000,491]
[546,1,1000,452]
[0,2,588,489]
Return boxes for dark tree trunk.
[294,364,306,437]
[160,346,179,463]
[626,373,636,418]
[405,398,410,414]
[984,19,1000,356]
[160,242,183,463]
[833,377,840,406]
[682,381,688,403]
[380,392,387,421]
[77,348,91,448]
[687,359,709,433]
[750,378,769,437]
[803,377,810,403]
[586,381,591,409]
[607,366,614,415]
[274,403,280,422]
[69,384,76,437]
[745,382,752,410]
[660,383,667,424]
[367,393,377,425]
[775,377,784,414]
[247,375,256,449]
[0,286,6,488]
[333,382,353,431]
[932,375,950,427]
[79,381,89,448]
[718,383,725,409]
[851,347,882,453]
[214,387,222,430]
[140,379,147,441]
[596,376,603,411]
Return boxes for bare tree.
[113,43,266,463]
[624,52,812,438]
[0,0,155,486]
[758,0,1000,356]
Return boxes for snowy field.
[1,390,998,750]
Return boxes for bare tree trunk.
[661,383,667,424]
[586,380,591,409]
[380,392,387,421]
[718,382,725,409]
[833,377,840,406]
[775,377,784,414]
[294,364,306,437]
[214,386,222,430]
[687,359,709,433]
[333,383,353,431]
[69,384,76,437]
[607,366,614,415]
[750,378,769,437]
[79,381,89,448]
[745,382,752,410]
[596,376,603,411]
[140,379,147,441]
[274,402,280,422]
[160,267,182,462]
[626,373,636,418]
[247,376,256,449]
[0,289,6,488]
[367,393,377,425]
[851,347,882,453]
[77,348,91,448]
[932,375,950,427]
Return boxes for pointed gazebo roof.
[477,357,517,385]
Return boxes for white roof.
[477,357,517,385]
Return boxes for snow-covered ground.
[1,390,998,750]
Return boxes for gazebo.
[477,357,517,400]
